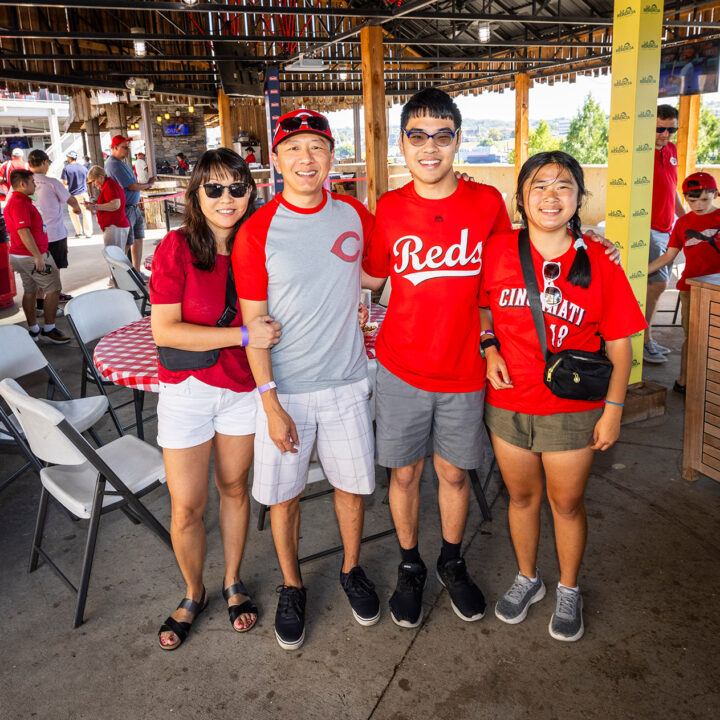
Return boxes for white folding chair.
[0,324,108,491]
[102,245,151,316]
[64,289,144,437]
[0,378,170,627]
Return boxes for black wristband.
[480,337,501,351]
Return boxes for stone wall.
[150,110,207,169]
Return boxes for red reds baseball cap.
[682,172,718,194]
[271,109,334,152]
[110,135,132,148]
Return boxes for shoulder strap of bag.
[518,228,550,362]
[225,262,237,310]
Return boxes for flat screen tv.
[162,120,193,136]
[658,40,720,97]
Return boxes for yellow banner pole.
[605,0,664,384]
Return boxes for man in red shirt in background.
[0,148,29,205]
[363,88,511,628]
[643,104,687,365]
[5,169,69,343]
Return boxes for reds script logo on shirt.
[331,231,362,262]
[393,229,482,286]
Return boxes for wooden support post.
[514,73,530,192]
[677,93,700,189]
[361,25,387,213]
[106,102,130,167]
[353,102,362,163]
[85,118,103,168]
[218,89,233,150]
[139,101,156,176]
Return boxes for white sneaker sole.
[436,569,486,622]
[275,627,305,651]
[494,581,546,625]
[352,607,381,627]
[548,596,584,642]
[390,610,423,629]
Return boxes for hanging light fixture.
[156,115,162,123]
[131,27,147,58]
[339,72,348,81]
[477,22,491,43]
[164,112,171,120]
[188,105,195,113]
[182,0,199,5]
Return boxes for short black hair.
[10,168,34,189]
[400,88,462,132]
[28,149,49,168]
[657,104,679,121]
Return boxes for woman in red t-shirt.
[150,149,281,650]
[480,152,645,642]
[86,166,130,254]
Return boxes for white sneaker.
[643,340,667,364]
[647,338,671,355]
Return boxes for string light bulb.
[164,112,170,120]
[188,105,194,113]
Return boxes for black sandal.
[157,586,208,651]
[223,581,258,633]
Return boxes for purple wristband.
[258,381,277,395]
[240,325,249,347]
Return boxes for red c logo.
[331,231,361,262]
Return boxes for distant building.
[556,119,572,136]
[462,145,503,164]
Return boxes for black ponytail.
[515,150,591,289]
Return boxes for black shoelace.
[276,585,304,620]
[343,569,375,598]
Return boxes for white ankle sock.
[29,324,39,332]
[43,324,55,332]
[558,582,579,592]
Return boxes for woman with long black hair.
[150,148,281,650]
[479,151,646,642]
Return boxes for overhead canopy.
[2,1,720,109]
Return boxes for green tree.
[561,93,609,164]
[507,120,561,163]
[697,103,720,164]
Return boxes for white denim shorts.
[157,375,257,450]
[251,378,376,506]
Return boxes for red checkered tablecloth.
[93,316,159,392]
[92,304,386,392]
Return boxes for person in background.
[105,135,157,278]
[0,148,29,205]
[28,149,80,305]
[61,150,94,239]
[648,172,720,394]
[134,151,150,184]
[151,148,281,650]
[481,151,646,642]
[643,104,686,365]
[4,169,69,344]
[82,155,91,171]
[244,148,257,165]
[176,153,190,176]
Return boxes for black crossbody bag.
[518,229,613,402]
[156,266,238,372]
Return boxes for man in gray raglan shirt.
[234,109,379,652]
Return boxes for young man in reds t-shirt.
[362,88,511,628]
[648,171,720,393]
[234,110,379,651]
[4,169,69,343]
[643,104,687,365]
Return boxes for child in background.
[648,171,720,394]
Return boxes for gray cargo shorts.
[374,363,487,470]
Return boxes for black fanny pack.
[156,265,238,372]
[518,229,613,402]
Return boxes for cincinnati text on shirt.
[498,287,587,327]
[392,229,482,286]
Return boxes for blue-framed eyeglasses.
[402,129,458,147]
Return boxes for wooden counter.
[683,273,720,481]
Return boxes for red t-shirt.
[96,177,129,230]
[652,143,678,233]
[148,229,254,393]
[4,191,48,255]
[669,208,720,290]
[479,230,647,414]
[363,178,511,392]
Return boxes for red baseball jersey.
[669,208,720,290]
[652,143,678,233]
[363,178,511,392]
[5,191,48,256]
[479,230,647,414]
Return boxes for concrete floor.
[1,228,719,719]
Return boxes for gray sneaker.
[643,340,667,364]
[648,338,671,355]
[495,571,546,624]
[549,585,584,642]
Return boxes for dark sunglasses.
[656,126,678,134]
[276,115,330,135]
[200,182,249,199]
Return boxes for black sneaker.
[389,560,427,628]
[436,556,486,622]
[274,585,306,651]
[340,566,380,626]
[28,327,40,343]
[40,328,70,345]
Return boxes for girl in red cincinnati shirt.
[150,149,281,650]
[479,151,645,642]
